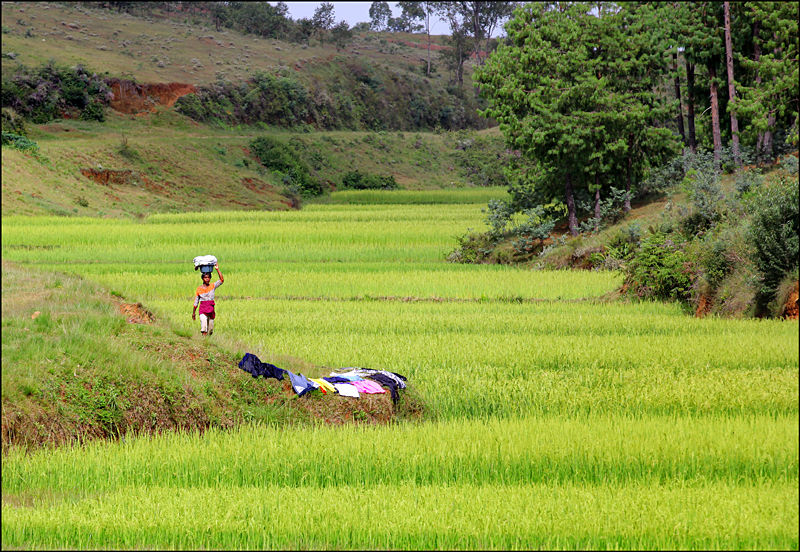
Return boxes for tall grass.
[4,416,797,492]
[3,417,797,549]
[318,187,510,205]
[3,204,798,550]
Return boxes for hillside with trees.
[2,1,798,319]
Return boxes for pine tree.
[737,1,799,159]
[724,1,742,167]
[475,2,678,235]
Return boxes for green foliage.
[680,167,725,235]
[1,131,39,154]
[476,2,678,236]
[695,236,734,289]
[340,170,397,190]
[249,136,322,197]
[447,231,495,264]
[176,72,309,128]
[604,223,643,265]
[623,233,693,301]
[1,107,26,136]
[330,21,353,51]
[576,187,632,235]
[1,62,113,124]
[79,101,105,122]
[734,167,764,196]
[450,131,514,187]
[746,173,799,306]
[451,199,555,263]
[175,59,483,132]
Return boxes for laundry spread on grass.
[238,354,408,403]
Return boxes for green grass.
[3,417,798,549]
[2,202,798,549]
[317,187,511,204]
[2,2,493,219]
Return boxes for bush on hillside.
[746,172,799,310]
[1,107,26,135]
[340,170,397,190]
[249,136,322,197]
[175,60,486,132]
[450,131,515,187]
[622,233,693,301]
[2,131,39,154]
[1,62,112,124]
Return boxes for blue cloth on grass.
[286,370,319,397]
[238,353,286,381]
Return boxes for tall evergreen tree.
[475,2,677,235]
[737,1,799,158]
[724,1,742,167]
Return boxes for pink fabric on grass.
[351,380,386,394]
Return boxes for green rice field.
[2,201,798,549]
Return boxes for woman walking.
[192,263,224,336]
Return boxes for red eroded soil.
[695,293,713,318]
[107,79,196,115]
[783,282,799,320]
[116,301,155,324]
[81,168,144,186]
[387,38,486,59]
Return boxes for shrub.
[340,170,397,190]
[1,107,26,135]
[680,166,725,236]
[447,232,495,263]
[734,167,764,197]
[623,233,693,301]
[1,62,112,124]
[746,173,799,308]
[451,132,514,187]
[250,136,322,197]
[604,223,642,264]
[79,100,105,122]
[1,131,39,154]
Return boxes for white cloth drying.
[333,383,360,398]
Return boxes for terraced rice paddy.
[2,200,798,549]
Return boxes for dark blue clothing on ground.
[365,373,401,403]
[322,376,353,385]
[238,353,286,381]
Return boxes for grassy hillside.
[1,109,502,217]
[2,1,501,217]
[1,260,424,452]
[1,2,458,89]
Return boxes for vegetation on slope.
[1,260,423,452]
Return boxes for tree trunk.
[763,37,781,160]
[686,62,698,154]
[709,61,723,172]
[724,1,741,168]
[593,182,601,233]
[625,133,633,213]
[764,111,775,158]
[753,18,765,162]
[565,171,578,237]
[673,52,686,145]
[426,29,432,76]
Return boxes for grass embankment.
[2,1,493,219]
[1,111,499,217]
[0,261,423,452]
[1,2,455,90]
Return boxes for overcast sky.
[276,2,456,37]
